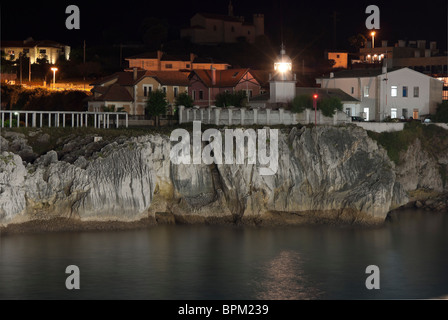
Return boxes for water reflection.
[255,251,323,300]
[0,210,447,299]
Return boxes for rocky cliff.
[1,124,441,229]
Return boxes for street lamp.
[51,67,58,89]
[313,94,318,125]
[371,31,376,49]
[274,44,292,81]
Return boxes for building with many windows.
[1,38,70,64]
[88,69,189,116]
[126,51,230,72]
[317,67,443,121]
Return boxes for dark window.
[403,86,408,98]
[199,90,204,100]
[192,90,196,100]
[351,87,354,94]
[39,49,46,54]
[248,30,251,35]
[414,86,419,98]
[337,54,340,58]
[231,26,235,32]
[186,64,191,69]
[174,87,179,98]
[214,25,217,31]
[165,64,173,69]
[23,49,29,54]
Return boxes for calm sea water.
[0,209,447,300]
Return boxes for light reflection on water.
[0,209,447,300]
[255,251,323,300]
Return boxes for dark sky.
[1,0,447,52]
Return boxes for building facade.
[317,67,444,121]
[180,7,264,45]
[126,51,230,72]
[1,38,70,64]
[188,69,262,107]
[89,69,189,116]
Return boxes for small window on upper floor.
[391,86,398,97]
[165,64,173,69]
[214,25,217,31]
[231,26,235,32]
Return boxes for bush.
[291,95,312,114]
[145,90,167,126]
[433,101,448,123]
[318,97,343,117]
[175,92,194,108]
[215,91,247,108]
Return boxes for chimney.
[382,40,388,48]
[133,67,138,81]
[190,53,196,64]
[430,41,437,51]
[157,50,163,61]
[398,40,406,48]
[211,67,216,86]
[228,1,234,16]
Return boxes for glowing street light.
[313,94,318,125]
[371,31,376,49]
[51,67,58,89]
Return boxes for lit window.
[413,109,419,120]
[364,86,370,97]
[414,87,419,98]
[391,108,397,119]
[403,86,408,97]
[391,86,398,97]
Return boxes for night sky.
[1,0,447,52]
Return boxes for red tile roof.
[147,71,190,86]
[191,69,255,87]
[92,84,133,102]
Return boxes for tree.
[348,33,367,51]
[175,92,193,109]
[433,101,448,123]
[318,97,343,117]
[215,91,247,108]
[291,95,313,114]
[145,90,167,127]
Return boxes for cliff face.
[0,126,412,227]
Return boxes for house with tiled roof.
[1,37,70,64]
[316,67,444,121]
[88,69,189,116]
[126,50,230,72]
[180,2,264,44]
[188,68,262,107]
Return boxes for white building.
[317,67,444,121]
[1,38,70,65]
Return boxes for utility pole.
[83,40,86,90]
[19,53,23,86]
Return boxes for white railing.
[0,111,128,129]
[178,106,351,126]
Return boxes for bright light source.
[275,62,292,73]
[51,67,58,72]
[313,94,318,99]
[371,32,376,36]
[14,112,19,116]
